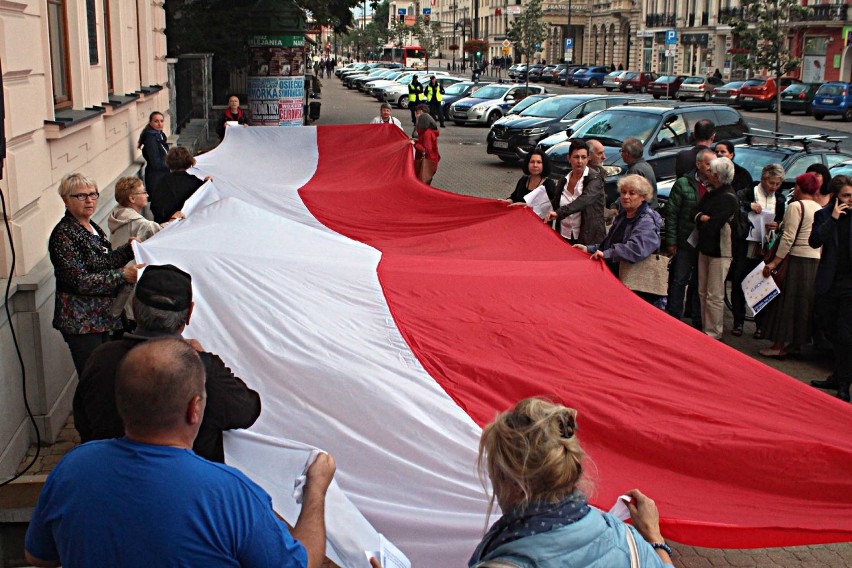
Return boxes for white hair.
[709,157,735,185]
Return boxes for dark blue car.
[574,66,611,88]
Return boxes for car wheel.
[589,78,599,88]
[498,155,518,164]
[814,113,824,121]
[703,92,711,101]
[606,87,613,92]
[653,94,660,100]
[487,111,502,126]
[805,106,812,116]
[398,96,409,109]
[454,120,465,126]
[844,109,852,122]
[768,100,777,113]
[678,96,686,102]
[781,109,791,115]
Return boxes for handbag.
[762,202,804,290]
[619,252,671,296]
[414,157,438,184]
[625,527,641,568]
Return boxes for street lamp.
[451,4,458,70]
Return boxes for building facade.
[0,0,169,476]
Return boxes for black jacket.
[508,175,556,203]
[551,169,607,246]
[216,108,248,140]
[694,184,738,257]
[810,204,852,295]
[150,171,205,223]
[73,332,261,463]
[675,144,710,179]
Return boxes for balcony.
[645,13,675,28]
[686,12,709,27]
[791,4,848,22]
[718,6,759,24]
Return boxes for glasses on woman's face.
[69,191,100,201]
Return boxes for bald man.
[27,339,335,568]
[587,139,606,173]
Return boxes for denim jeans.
[666,243,701,326]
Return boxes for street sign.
[503,47,510,55]
[665,49,675,57]
[398,8,406,15]
[534,43,541,51]
[565,38,574,49]
[502,39,510,48]
[665,29,677,45]
[423,7,431,14]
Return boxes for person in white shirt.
[371,103,404,130]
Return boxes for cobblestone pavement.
[16,75,851,567]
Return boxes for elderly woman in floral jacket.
[49,173,141,376]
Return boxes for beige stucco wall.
[0,0,170,476]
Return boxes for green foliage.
[413,17,444,68]
[729,0,811,78]
[507,0,547,67]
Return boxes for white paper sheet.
[523,185,553,219]
[746,211,776,243]
[742,261,780,315]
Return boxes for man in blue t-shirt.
[25,338,336,568]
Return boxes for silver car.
[675,75,725,102]
[603,71,630,92]
[449,84,547,126]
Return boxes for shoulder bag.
[762,202,804,290]
[618,214,670,297]
[625,527,641,568]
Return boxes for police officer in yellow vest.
[424,76,446,127]
[408,76,424,125]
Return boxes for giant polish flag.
[135,125,852,566]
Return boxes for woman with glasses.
[48,174,142,377]
[469,398,673,568]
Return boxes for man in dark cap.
[73,264,261,462]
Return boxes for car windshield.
[468,85,510,99]
[783,84,807,93]
[520,97,582,118]
[818,84,847,96]
[605,71,621,78]
[743,79,766,87]
[683,77,704,84]
[657,76,677,83]
[571,111,661,145]
[622,72,638,80]
[445,83,471,95]
[720,82,743,89]
[734,147,792,180]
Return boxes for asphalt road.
[321,73,852,567]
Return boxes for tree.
[413,17,444,71]
[729,0,811,135]
[507,0,548,89]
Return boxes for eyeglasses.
[69,192,100,201]
[133,191,149,196]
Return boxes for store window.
[47,0,72,109]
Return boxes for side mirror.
[505,95,515,101]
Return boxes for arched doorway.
[841,45,852,82]
[622,22,631,69]
[592,26,599,64]
[601,26,608,65]
[609,23,616,67]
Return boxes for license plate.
[743,97,753,101]
[493,141,509,148]
[822,98,834,104]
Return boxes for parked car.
[603,71,630,92]
[525,64,547,82]
[439,81,493,120]
[675,75,725,101]
[376,73,457,109]
[487,94,636,163]
[502,94,555,118]
[811,82,852,122]
[545,102,750,204]
[830,158,852,178]
[738,76,801,111]
[545,64,566,83]
[710,81,746,106]
[733,133,852,194]
[573,66,611,88]
[780,83,822,115]
[619,71,659,94]
[507,64,521,80]
[449,83,547,126]
[648,75,688,99]
[564,66,589,86]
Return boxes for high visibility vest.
[425,84,442,103]
[408,83,421,102]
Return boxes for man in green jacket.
[665,147,715,328]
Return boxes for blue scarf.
[468,491,591,566]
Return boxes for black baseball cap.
[135,264,192,311]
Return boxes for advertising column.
[248,35,306,126]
